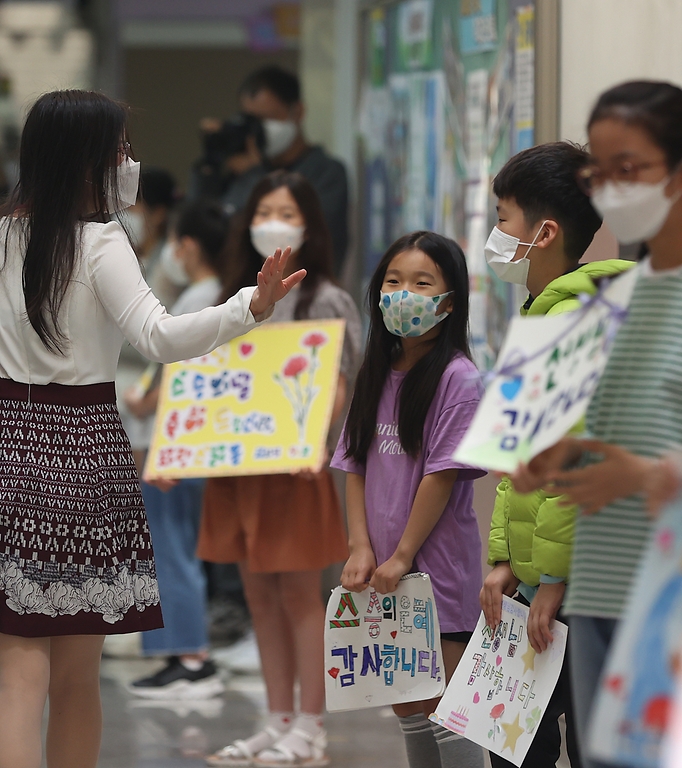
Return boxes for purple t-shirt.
[331,354,485,633]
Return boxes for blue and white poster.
[589,494,682,768]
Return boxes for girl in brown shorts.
[203,172,361,767]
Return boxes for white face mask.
[263,119,298,159]
[159,241,190,287]
[106,157,141,213]
[250,220,305,259]
[591,178,680,245]
[116,209,145,248]
[484,221,547,286]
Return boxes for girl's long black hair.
[220,170,336,318]
[344,231,471,463]
[1,89,130,353]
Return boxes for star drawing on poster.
[502,713,524,753]
[521,643,536,674]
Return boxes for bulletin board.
[357,0,538,369]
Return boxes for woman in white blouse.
[0,90,304,768]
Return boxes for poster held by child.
[324,573,445,712]
[431,596,567,768]
[588,490,682,768]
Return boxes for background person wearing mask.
[126,201,232,700]
[116,166,181,476]
[190,65,349,276]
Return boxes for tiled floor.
[96,657,410,768]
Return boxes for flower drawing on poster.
[145,320,345,478]
[432,597,567,767]
[273,331,328,455]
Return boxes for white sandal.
[254,728,330,767]
[206,726,286,767]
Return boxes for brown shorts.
[198,470,349,573]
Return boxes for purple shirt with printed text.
[331,354,485,633]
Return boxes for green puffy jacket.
[487,259,635,586]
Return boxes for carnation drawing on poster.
[431,597,566,767]
[273,331,329,456]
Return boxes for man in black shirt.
[191,65,349,275]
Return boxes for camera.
[202,113,266,167]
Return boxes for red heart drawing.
[327,667,340,679]
[496,655,502,666]
[239,343,254,358]
[391,631,397,639]
[473,692,481,704]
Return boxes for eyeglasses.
[577,159,668,195]
[117,141,131,159]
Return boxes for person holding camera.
[190,65,349,276]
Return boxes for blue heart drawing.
[500,375,523,401]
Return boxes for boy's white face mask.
[484,221,547,286]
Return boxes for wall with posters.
[357,0,535,369]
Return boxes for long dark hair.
[2,89,130,352]
[344,231,471,463]
[588,81,682,169]
[221,170,335,318]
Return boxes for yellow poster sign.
[145,319,345,478]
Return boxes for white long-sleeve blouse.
[0,219,260,386]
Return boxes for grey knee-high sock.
[398,713,442,768]
[432,723,485,768]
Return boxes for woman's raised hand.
[249,246,306,320]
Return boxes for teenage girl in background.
[203,171,362,767]
[331,231,485,768]
[512,80,682,768]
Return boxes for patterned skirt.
[0,378,162,637]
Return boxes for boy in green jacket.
[480,142,634,768]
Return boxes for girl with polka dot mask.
[332,231,485,768]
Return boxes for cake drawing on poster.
[431,596,567,767]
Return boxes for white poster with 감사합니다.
[324,573,445,712]
[431,596,567,767]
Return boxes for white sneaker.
[214,631,262,675]
[102,631,142,658]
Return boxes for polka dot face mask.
[379,289,452,338]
